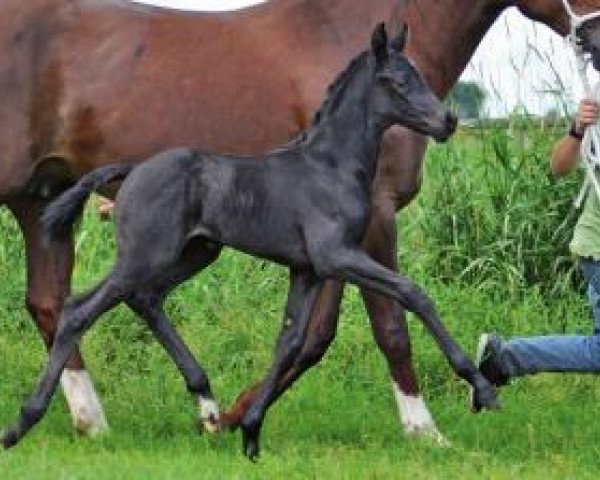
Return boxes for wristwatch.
[569,121,584,140]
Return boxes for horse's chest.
[329,181,371,237]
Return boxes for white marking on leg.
[198,397,221,434]
[60,369,109,437]
[392,382,449,446]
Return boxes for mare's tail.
[41,164,134,243]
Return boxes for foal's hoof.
[1,428,20,450]
[242,433,260,462]
[471,384,501,413]
[241,422,261,461]
[199,415,221,434]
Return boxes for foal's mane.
[310,50,372,126]
[287,50,373,147]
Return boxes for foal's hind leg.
[125,238,223,433]
[2,276,123,448]
[127,295,220,433]
[7,198,108,437]
[240,269,322,460]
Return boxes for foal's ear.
[371,22,389,68]
[390,22,409,52]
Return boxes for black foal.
[2,23,498,458]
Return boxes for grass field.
[2,127,600,479]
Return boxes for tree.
[447,81,486,120]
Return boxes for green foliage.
[417,118,583,297]
[0,218,598,478]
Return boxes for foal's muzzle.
[432,111,457,143]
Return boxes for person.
[473,98,600,393]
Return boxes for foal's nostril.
[445,111,458,133]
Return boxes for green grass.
[1,271,599,479]
[2,124,600,478]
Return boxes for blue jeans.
[500,257,600,377]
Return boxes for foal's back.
[114,147,316,268]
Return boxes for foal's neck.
[303,84,383,180]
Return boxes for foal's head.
[370,23,456,142]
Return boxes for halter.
[563,0,600,207]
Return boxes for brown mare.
[1,0,599,441]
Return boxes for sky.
[134,0,599,117]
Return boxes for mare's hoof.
[471,384,501,413]
[405,424,451,447]
[1,429,19,450]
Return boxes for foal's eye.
[377,72,407,90]
[394,72,408,85]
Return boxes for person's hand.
[575,99,600,134]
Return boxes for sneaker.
[475,333,510,387]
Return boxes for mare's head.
[515,0,600,70]
[370,23,456,142]
[576,17,600,69]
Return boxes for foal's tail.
[41,164,134,243]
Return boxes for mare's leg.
[2,275,124,448]
[317,247,499,410]
[359,194,443,442]
[240,269,322,460]
[359,128,440,440]
[7,197,108,436]
[220,280,341,430]
[125,238,223,432]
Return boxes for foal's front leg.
[320,247,500,410]
[240,268,322,460]
[220,281,341,431]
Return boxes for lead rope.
[563,0,600,207]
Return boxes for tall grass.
[416,117,584,298]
